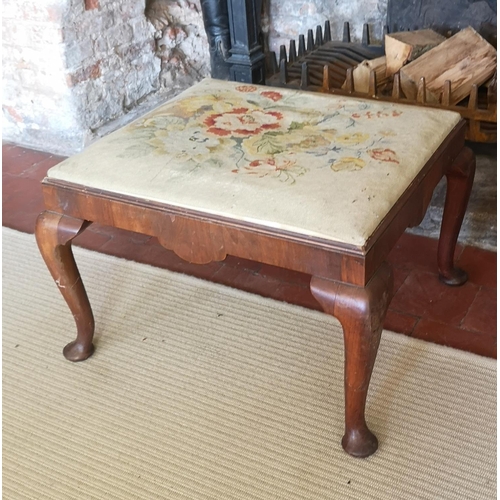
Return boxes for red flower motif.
[392,110,402,117]
[261,91,283,102]
[236,85,257,93]
[368,148,399,163]
[204,108,283,137]
[246,158,295,172]
[249,160,264,167]
[351,113,361,119]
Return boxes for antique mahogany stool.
[35,79,475,458]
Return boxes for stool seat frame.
[35,121,474,458]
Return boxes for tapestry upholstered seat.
[46,78,460,248]
[36,78,474,459]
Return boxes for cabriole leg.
[438,147,475,286]
[310,263,393,458]
[35,211,95,362]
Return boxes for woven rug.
[3,228,496,499]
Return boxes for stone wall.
[146,0,210,92]
[3,0,159,155]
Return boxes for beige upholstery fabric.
[47,79,461,247]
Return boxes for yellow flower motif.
[295,134,332,149]
[262,125,336,154]
[331,157,366,172]
[335,132,370,146]
[173,94,254,118]
[143,93,255,121]
[291,128,336,154]
[380,130,397,137]
[241,125,335,157]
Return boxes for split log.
[342,56,388,94]
[487,72,497,104]
[399,27,497,105]
[385,29,445,77]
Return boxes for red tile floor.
[3,143,497,358]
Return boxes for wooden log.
[385,29,445,77]
[399,27,497,105]
[342,56,388,94]
[487,72,496,104]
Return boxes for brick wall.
[2,0,387,155]
[3,0,159,155]
[64,0,159,133]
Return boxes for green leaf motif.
[289,121,307,131]
[249,133,284,155]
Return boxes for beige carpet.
[3,228,496,500]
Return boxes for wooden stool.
[35,79,475,458]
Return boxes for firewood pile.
[266,23,497,143]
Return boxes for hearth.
[264,22,496,143]
[218,0,497,143]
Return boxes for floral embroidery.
[242,132,285,155]
[331,157,366,172]
[352,110,403,120]
[167,94,243,118]
[380,130,396,137]
[116,80,406,184]
[261,91,283,102]
[203,108,283,137]
[368,148,399,163]
[147,129,223,160]
[236,85,257,93]
[336,133,370,146]
[296,134,332,149]
[239,157,307,184]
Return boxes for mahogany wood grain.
[35,211,95,361]
[41,182,364,284]
[310,263,393,458]
[438,147,476,285]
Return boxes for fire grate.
[265,22,497,143]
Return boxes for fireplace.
[263,21,496,143]
[2,0,496,154]
[221,0,497,142]
[262,0,496,56]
